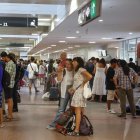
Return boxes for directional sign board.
[78,0,102,26]
[0,17,38,27]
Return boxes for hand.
[68,87,75,95]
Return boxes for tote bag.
[83,82,92,99]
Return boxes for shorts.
[107,90,115,101]
[29,79,37,86]
[0,92,2,108]
[4,87,13,100]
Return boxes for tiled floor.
[0,86,140,140]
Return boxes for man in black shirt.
[106,59,117,113]
[128,58,137,72]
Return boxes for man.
[128,58,137,72]
[27,57,39,94]
[106,59,117,113]
[4,53,16,120]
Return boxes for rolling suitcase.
[49,87,59,101]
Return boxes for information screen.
[78,0,102,26]
[0,17,38,27]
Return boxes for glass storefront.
[120,37,140,63]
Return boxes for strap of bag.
[30,64,35,72]
[82,115,93,129]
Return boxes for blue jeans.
[49,91,72,127]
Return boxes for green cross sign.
[90,0,97,18]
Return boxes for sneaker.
[67,131,79,136]
[110,110,116,114]
[46,125,56,130]
[132,115,137,119]
[0,123,6,128]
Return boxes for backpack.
[79,115,93,136]
[55,108,75,135]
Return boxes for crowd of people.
[0,51,139,136]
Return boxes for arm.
[81,70,92,86]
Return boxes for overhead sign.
[0,17,38,27]
[78,0,102,26]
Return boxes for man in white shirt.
[27,57,39,94]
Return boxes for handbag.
[68,83,82,95]
[128,76,135,89]
[83,82,92,99]
[30,64,39,77]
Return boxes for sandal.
[67,131,79,136]
[0,123,6,128]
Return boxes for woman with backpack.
[47,59,74,130]
[114,60,138,119]
[68,57,92,136]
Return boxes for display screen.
[0,17,38,27]
[78,0,102,26]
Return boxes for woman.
[114,60,138,119]
[91,58,107,102]
[47,59,74,130]
[68,57,92,136]
[39,61,45,84]
[0,64,4,127]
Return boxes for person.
[106,59,117,113]
[39,60,45,84]
[114,60,138,119]
[47,59,74,130]
[85,57,95,90]
[0,62,4,127]
[67,57,92,136]
[91,58,107,102]
[0,52,7,115]
[4,53,16,121]
[128,58,137,72]
[27,57,39,94]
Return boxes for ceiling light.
[47,47,52,49]
[68,47,73,49]
[38,18,51,21]
[98,19,103,22]
[102,38,113,40]
[75,45,80,48]
[129,32,133,35]
[0,38,2,39]
[32,33,39,36]
[59,41,66,43]
[63,49,68,51]
[42,34,48,36]
[76,31,80,34]
[51,45,56,47]
[29,39,35,41]
[89,42,96,44]
[66,37,77,39]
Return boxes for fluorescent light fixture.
[102,38,113,40]
[89,42,96,44]
[29,39,35,41]
[42,33,48,36]
[0,38,2,39]
[47,47,52,49]
[51,45,56,47]
[63,49,68,51]
[98,19,103,22]
[59,41,66,43]
[129,32,133,35]
[66,37,77,39]
[38,18,51,21]
[76,31,80,34]
[68,47,73,49]
[32,33,39,36]
[75,45,80,48]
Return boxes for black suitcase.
[49,87,59,101]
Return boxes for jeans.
[49,90,72,127]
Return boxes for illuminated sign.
[78,0,102,26]
[0,17,38,27]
